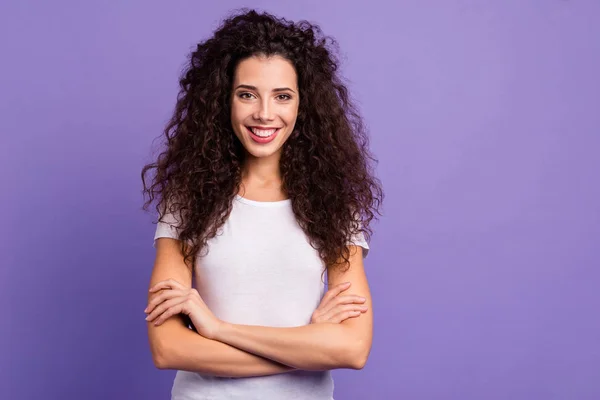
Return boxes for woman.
[141,8,383,400]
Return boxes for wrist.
[212,320,231,341]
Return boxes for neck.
[241,152,282,186]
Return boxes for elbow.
[149,338,172,370]
[345,339,371,370]
[152,350,170,370]
[330,338,371,370]
[348,352,368,370]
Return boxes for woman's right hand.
[310,282,368,324]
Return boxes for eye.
[277,94,292,101]
[238,92,255,100]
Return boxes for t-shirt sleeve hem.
[347,232,370,259]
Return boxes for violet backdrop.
[2,0,599,399]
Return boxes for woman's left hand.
[145,279,222,340]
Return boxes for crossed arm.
[147,238,373,377]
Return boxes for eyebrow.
[235,84,297,94]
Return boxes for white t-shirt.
[153,194,369,400]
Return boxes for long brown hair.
[141,8,384,271]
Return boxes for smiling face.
[230,54,300,161]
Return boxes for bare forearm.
[214,322,365,371]
[153,325,295,378]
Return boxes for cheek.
[282,107,299,126]
[229,110,244,138]
[230,105,243,123]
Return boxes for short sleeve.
[347,229,369,258]
[346,216,370,258]
[152,208,182,248]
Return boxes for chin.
[238,131,290,159]
[245,145,282,159]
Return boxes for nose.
[253,98,275,122]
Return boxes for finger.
[330,310,362,324]
[145,296,187,322]
[334,295,367,305]
[153,303,185,326]
[321,295,366,315]
[149,279,185,292]
[316,282,352,315]
[149,279,185,293]
[321,304,368,322]
[320,295,366,316]
[146,289,185,309]
[323,282,351,302]
[145,289,185,314]
[312,283,353,321]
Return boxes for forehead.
[233,55,297,88]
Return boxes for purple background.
[2,1,599,399]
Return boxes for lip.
[246,126,280,144]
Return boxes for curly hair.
[141,8,383,272]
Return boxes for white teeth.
[250,127,277,137]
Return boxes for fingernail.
[145,316,149,321]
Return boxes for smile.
[246,126,281,144]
